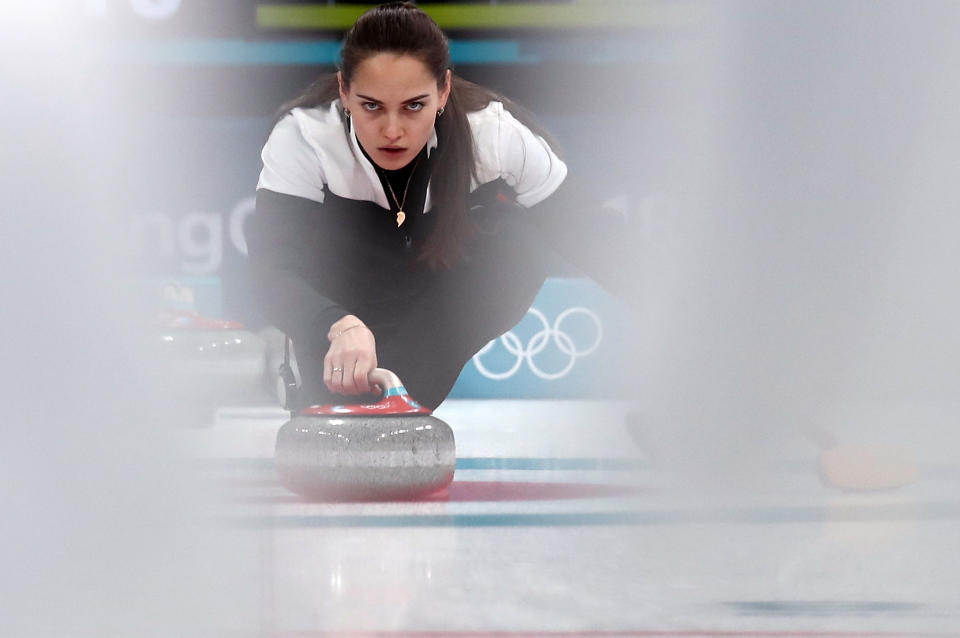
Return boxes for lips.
[379,147,406,155]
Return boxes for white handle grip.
[367,368,405,395]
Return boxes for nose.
[382,113,402,141]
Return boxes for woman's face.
[339,53,450,170]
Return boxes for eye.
[405,101,425,112]
[362,102,381,112]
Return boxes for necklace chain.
[382,157,420,228]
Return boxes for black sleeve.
[246,188,352,349]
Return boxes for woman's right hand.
[323,315,378,395]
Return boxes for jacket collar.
[347,112,436,213]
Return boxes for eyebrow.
[356,93,430,104]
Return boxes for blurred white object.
[156,309,271,423]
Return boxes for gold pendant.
[396,211,406,227]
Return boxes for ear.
[438,69,452,110]
[337,71,349,105]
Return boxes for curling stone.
[800,420,919,491]
[274,368,456,500]
[156,309,270,425]
[819,445,919,491]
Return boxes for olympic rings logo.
[472,307,603,380]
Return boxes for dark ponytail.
[277,2,559,269]
[421,74,475,268]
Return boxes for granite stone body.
[275,413,456,500]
